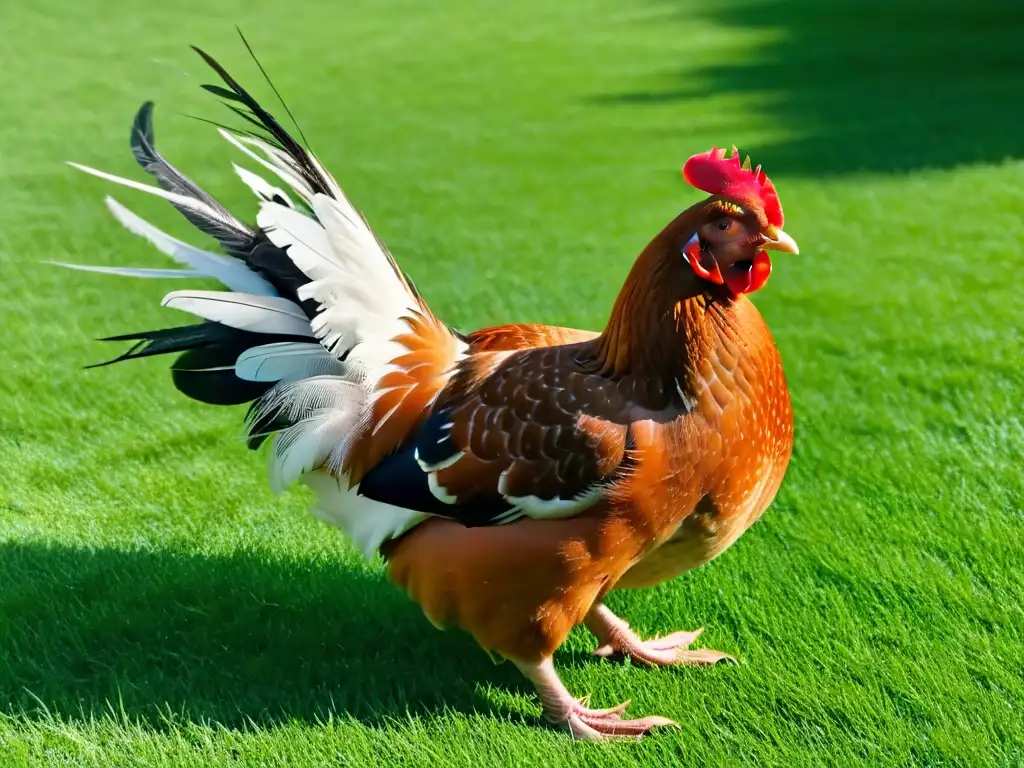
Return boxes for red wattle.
[683,239,724,285]
[724,250,772,295]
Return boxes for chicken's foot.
[585,603,738,667]
[514,657,677,741]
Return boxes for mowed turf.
[1,0,1022,764]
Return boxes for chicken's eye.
[716,219,733,232]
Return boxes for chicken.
[62,47,799,741]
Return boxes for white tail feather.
[259,138,344,201]
[256,202,340,282]
[162,290,313,337]
[47,262,201,279]
[232,164,295,208]
[256,194,419,377]
[253,375,363,423]
[234,342,345,382]
[255,376,366,492]
[219,130,315,202]
[105,197,277,296]
[271,412,354,492]
[311,194,398,282]
[298,195,418,363]
[68,163,242,232]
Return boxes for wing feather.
[360,340,652,525]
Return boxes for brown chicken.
[63,47,798,740]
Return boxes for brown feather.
[434,450,504,501]
[384,502,667,659]
[468,324,598,351]
[428,343,639,507]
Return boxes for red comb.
[683,146,784,228]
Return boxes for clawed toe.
[565,700,678,741]
[516,657,679,742]
[679,647,739,665]
[585,605,739,667]
[643,629,704,651]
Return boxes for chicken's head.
[678,147,798,296]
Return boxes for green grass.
[2,0,1023,764]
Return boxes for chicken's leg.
[584,603,737,667]
[513,657,677,741]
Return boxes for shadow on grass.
[0,542,538,729]
[597,0,1024,176]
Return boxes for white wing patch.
[417,457,605,521]
[426,472,458,505]
[498,469,605,519]
[504,486,605,519]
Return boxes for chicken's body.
[387,284,792,678]
[65,48,798,740]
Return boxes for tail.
[62,45,456,515]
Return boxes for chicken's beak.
[762,226,799,255]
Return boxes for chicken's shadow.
[0,541,537,730]
[591,0,1024,176]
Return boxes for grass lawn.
[2,0,1023,764]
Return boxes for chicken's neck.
[594,241,731,389]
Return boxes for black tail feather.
[86,323,235,368]
[90,321,312,410]
[247,240,320,317]
[128,102,319,315]
[130,102,255,255]
[244,397,291,450]
[171,344,273,406]
[181,111,266,143]
[235,28,312,150]
[191,45,335,198]
[187,45,431,314]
